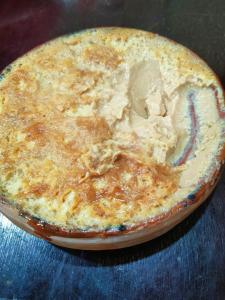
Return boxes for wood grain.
[0,0,225,299]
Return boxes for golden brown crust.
[0,52,179,229]
[84,44,123,69]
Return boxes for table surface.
[1,1,225,299]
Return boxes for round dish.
[0,28,224,250]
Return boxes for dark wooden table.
[1,1,225,299]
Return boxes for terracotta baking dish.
[0,28,224,250]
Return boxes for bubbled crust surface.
[0,27,224,233]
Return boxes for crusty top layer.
[0,28,224,231]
